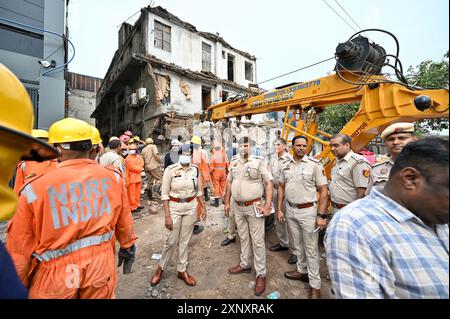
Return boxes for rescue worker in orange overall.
[191,136,213,234]
[13,129,58,194]
[209,141,229,207]
[0,63,59,298]
[6,117,137,299]
[124,143,144,213]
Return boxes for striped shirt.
[325,188,449,299]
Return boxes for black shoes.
[270,243,289,251]
[221,237,236,246]
[193,224,204,235]
[288,254,298,264]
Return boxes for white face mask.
[179,155,191,165]
[129,150,136,155]
[122,150,129,156]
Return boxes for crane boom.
[207,71,448,176]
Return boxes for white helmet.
[171,139,182,146]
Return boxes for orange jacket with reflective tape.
[6,159,137,286]
[209,150,229,173]
[124,154,144,185]
[13,160,58,194]
[192,149,211,183]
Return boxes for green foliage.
[407,51,449,133]
[318,103,359,136]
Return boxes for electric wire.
[321,0,359,33]
[334,0,363,30]
[0,16,75,76]
[225,56,335,102]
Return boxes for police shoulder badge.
[362,169,370,178]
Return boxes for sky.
[68,0,449,90]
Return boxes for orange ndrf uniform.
[13,159,58,194]
[192,149,210,221]
[209,149,229,199]
[6,159,137,299]
[124,154,144,211]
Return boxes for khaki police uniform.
[228,155,273,278]
[159,163,202,272]
[365,158,394,195]
[225,155,238,241]
[280,155,328,289]
[329,151,371,214]
[269,152,292,249]
[142,144,162,191]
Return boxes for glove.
[118,245,136,275]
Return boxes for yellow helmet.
[0,63,58,161]
[32,129,49,139]
[145,137,154,144]
[191,135,202,145]
[90,126,102,145]
[48,118,94,144]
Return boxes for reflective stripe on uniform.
[114,171,121,184]
[22,184,38,204]
[32,230,114,262]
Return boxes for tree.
[407,51,449,133]
[318,103,359,136]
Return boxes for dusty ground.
[0,198,333,300]
[115,197,334,300]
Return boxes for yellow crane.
[205,31,449,177]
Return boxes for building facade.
[66,72,102,126]
[0,0,68,129]
[93,6,257,142]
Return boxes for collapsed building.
[92,5,263,151]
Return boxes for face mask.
[122,150,129,156]
[129,150,136,155]
[179,155,191,165]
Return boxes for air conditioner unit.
[136,88,147,101]
[129,93,138,107]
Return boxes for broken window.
[227,54,235,82]
[154,20,171,52]
[202,42,212,72]
[202,86,212,111]
[155,74,171,105]
[179,80,192,101]
[245,61,254,81]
